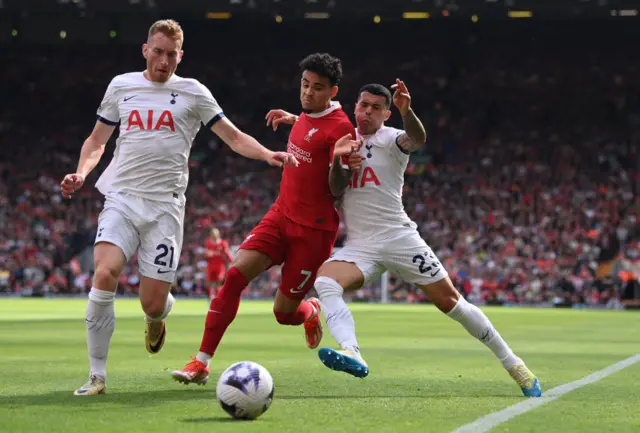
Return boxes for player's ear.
[142,43,148,59]
[177,50,184,65]
[330,86,339,99]
[384,108,391,121]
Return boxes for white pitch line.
[450,354,640,433]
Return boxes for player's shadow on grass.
[0,386,515,408]
[0,389,211,408]
[276,390,515,399]
[182,417,255,423]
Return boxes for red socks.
[199,267,248,355]
[199,268,316,356]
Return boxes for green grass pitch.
[1,299,638,433]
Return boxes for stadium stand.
[1,19,639,308]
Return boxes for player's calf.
[140,285,174,354]
[139,278,174,319]
[273,294,323,348]
[314,276,360,353]
[427,279,521,367]
[419,277,541,396]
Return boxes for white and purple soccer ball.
[216,361,274,420]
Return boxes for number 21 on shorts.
[155,243,175,272]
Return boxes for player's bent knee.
[273,288,304,314]
[92,266,120,292]
[317,262,364,291]
[141,292,174,321]
[314,276,344,300]
[140,298,167,319]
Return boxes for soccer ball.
[216,361,274,420]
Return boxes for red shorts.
[207,263,226,283]
[239,206,337,300]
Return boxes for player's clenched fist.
[266,151,299,168]
[60,173,85,199]
[334,133,363,158]
[265,109,298,131]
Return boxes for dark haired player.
[312,80,542,398]
[172,53,361,385]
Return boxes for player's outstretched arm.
[265,109,298,131]
[60,121,116,198]
[211,117,298,167]
[392,78,427,153]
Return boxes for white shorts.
[95,193,185,283]
[327,230,448,286]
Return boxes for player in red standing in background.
[172,53,361,385]
[204,228,233,300]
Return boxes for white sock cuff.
[446,295,469,319]
[89,287,116,304]
[147,293,175,322]
[164,293,175,317]
[315,276,344,298]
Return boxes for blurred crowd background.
[2,14,640,308]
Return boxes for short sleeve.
[387,127,410,156]
[96,78,120,125]
[196,83,225,128]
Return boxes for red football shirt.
[205,239,233,267]
[276,103,355,232]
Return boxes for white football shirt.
[94,72,224,204]
[341,126,417,243]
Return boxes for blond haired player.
[60,19,297,396]
[313,80,542,397]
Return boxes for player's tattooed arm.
[392,78,426,153]
[329,155,351,198]
[397,108,427,153]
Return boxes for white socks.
[86,288,175,379]
[314,277,521,370]
[86,287,116,379]
[315,277,360,353]
[447,296,522,369]
[196,352,212,366]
